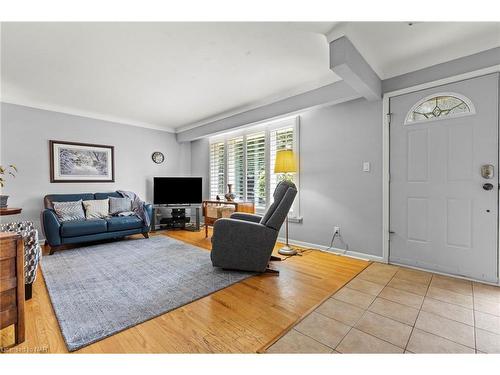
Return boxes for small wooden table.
[202,200,255,237]
[0,207,22,216]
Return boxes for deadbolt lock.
[483,183,494,191]
[481,164,494,179]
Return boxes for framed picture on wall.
[50,140,115,182]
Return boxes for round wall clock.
[151,151,165,164]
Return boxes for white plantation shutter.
[208,117,299,215]
[270,126,296,204]
[246,132,266,209]
[209,141,225,199]
[227,136,245,201]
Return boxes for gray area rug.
[41,236,253,351]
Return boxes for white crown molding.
[1,98,176,133]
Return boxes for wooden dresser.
[0,232,25,346]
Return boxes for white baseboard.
[277,237,384,263]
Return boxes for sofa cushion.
[53,200,86,222]
[106,216,143,232]
[60,219,107,237]
[83,199,110,219]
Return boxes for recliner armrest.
[41,208,62,246]
[229,212,262,223]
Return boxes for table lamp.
[274,149,297,256]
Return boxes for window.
[209,117,299,216]
[269,126,296,213]
[245,132,266,208]
[227,136,244,201]
[209,141,225,199]
[405,92,475,125]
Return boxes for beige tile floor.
[266,263,500,354]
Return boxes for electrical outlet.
[334,226,340,235]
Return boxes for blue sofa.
[41,192,153,254]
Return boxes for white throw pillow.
[83,199,110,219]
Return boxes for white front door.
[389,73,499,283]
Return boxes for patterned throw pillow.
[53,200,86,222]
[109,197,132,215]
[83,199,110,219]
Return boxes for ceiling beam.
[382,47,500,93]
[175,81,360,142]
[329,36,381,101]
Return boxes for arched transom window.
[405,92,475,125]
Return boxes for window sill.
[288,216,303,224]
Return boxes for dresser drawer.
[0,239,17,260]
[0,276,17,293]
[0,289,17,311]
[0,307,17,329]
[0,257,16,278]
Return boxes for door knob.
[481,164,494,179]
[483,183,494,191]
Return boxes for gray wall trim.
[330,36,382,101]
[176,81,360,142]
[382,47,500,93]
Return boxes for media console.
[152,204,201,232]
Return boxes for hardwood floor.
[0,229,369,353]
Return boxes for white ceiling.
[1,22,499,132]
[327,22,500,79]
[1,22,338,132]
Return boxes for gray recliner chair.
[210,180,298,273]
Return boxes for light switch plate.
[363,162,370,172]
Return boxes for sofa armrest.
[211,218,278,272]
[143,203,153,230]
[229,212,262,223]
[41,209,62,246]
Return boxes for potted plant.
[0,164,18,208]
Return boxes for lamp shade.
[274,149,297,173]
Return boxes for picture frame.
[49,140,115,183]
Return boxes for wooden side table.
[0,232,25,347]
[0,208,22,216]
[202,200,255,237]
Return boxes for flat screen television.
[153,177,202,205]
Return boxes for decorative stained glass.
[405,93,474,124]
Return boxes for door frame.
[382,64,500,284]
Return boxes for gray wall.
[290,99,382,257]
[190,138,210,200]
[189,98,383,258]
[0,103,191,234]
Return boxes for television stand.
[152,204,201,232]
